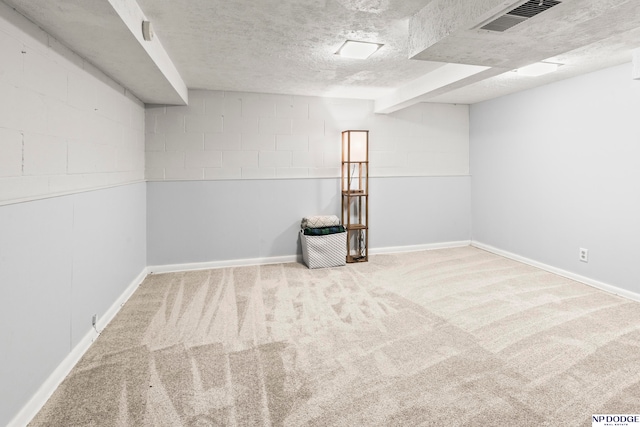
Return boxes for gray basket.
[301,231,346,269]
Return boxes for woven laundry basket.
[301,231,346,269]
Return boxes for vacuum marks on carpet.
[29,247,640,426]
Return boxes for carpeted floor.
[30,246,640,426]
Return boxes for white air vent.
[479,0,561,32]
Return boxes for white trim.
[147,255,299,274]
[372,240,471,255]
[144,174,471,183]
[148,241,472,275]
[20,239,638,426]
[96,267,149,331]
[8,267,149,427]
[11,240,639,426]
[0,180,145,207]
[472,241,640,304]
[147,240,471,274]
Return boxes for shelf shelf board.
[347,255,368,263]
[342,131,369,264]
[345,224,367,230]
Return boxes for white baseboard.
[148,242,473,274]
[472,241,640,304]
[373,240,471,255]
[148,255,299,274]
[11,240,639,426]
[148,241,476,275]
[8,267,149,427]
[95,267,150,332]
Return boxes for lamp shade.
[342,130,368,162]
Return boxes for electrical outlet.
[579,248,588,263]
[92,314,97,327]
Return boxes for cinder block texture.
[0,128,23,178]
[0,7,145,205]
[147,90,470,181]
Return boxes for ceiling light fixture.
[515,61,561,76]
[336,40,383,59]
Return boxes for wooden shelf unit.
[341,130,369,263]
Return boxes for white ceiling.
[3,0,639,110]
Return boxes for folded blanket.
[301,215,341,229]
[303,225,346,236]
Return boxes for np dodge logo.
[593,415,640,426]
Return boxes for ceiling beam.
[374,64,491,114]
[3,0,188,105]
[107,0,187,104]
[408,0,525,61]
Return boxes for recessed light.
[336,40,383,59]
[515,62,561,77]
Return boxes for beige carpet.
[30,246,640,426]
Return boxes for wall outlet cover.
[579,248,588,262]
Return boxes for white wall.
[9,4,639,424]
[145,90,469,180]
[146,90,471,265]
[0,5,147,425]
[0,2,144,205]
[470,62,640,294]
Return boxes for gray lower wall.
[470,62,640,293]
[7,62,640,425]
[146,176,471,265]
[0,183,147,426]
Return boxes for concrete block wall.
[146,90,469,180]
[0,3,145,205]
[0,6,147,424]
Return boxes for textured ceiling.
[3,0,639,107]
[134,0,442,100]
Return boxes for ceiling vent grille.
[479,0,561,32]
